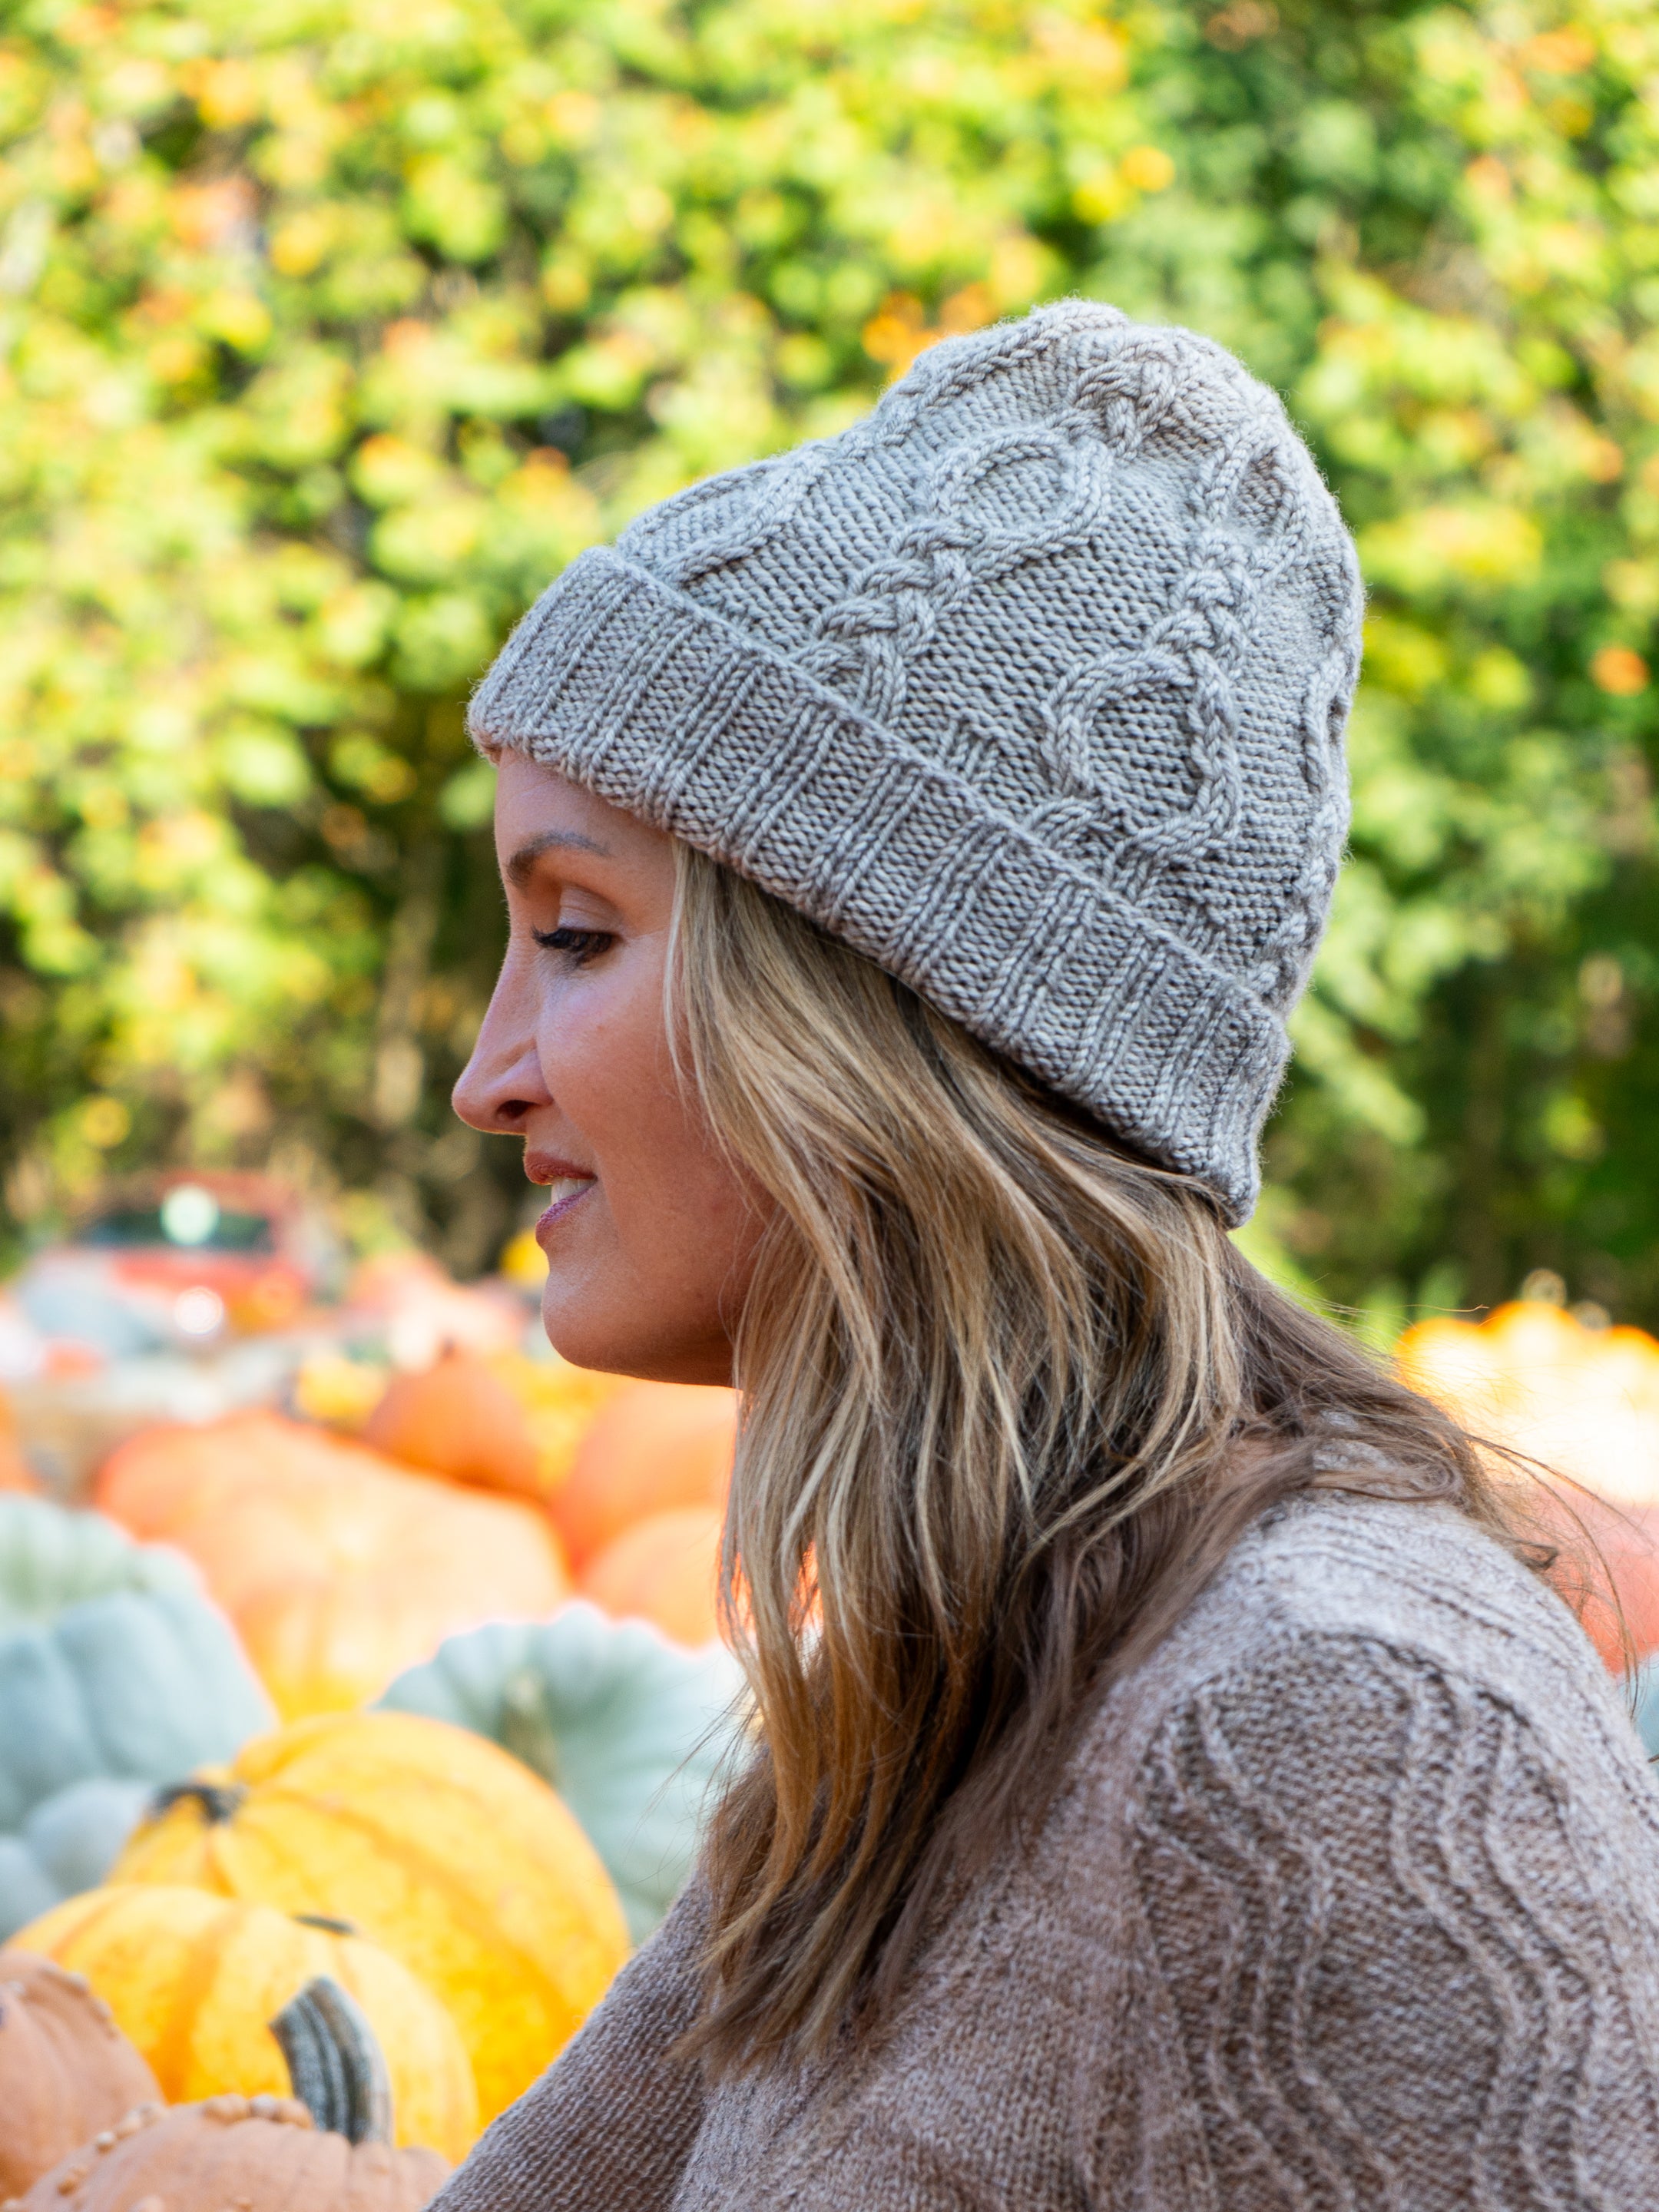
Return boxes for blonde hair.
[671,846,1541,2071]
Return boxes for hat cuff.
[470,546,1287,1224]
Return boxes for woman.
[443,303,1659,2209]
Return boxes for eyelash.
[532,926,614,968]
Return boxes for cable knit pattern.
[468,302,1363,1222]
[432,1495,1659,2212]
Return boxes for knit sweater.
[434,1494,1659,2210]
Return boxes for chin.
[539,1285,733,1389]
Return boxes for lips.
[534,1171,595,1238]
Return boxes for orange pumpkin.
[1398,1300,1659,1506]
[0,1389,39,1496]
[579,1505,726,1647]
[17,2092,448,2212]
[362,1348,618,1505]
[0,1948,161,2199]
[554,1382,736,1569]
[92,1412,571,1717]
[1399,1300,1659,1668]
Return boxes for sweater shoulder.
[1079,1491,1650,1807]
[1165,1488,1607,1703]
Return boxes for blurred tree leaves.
[0,0,1655,1315]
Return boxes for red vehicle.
[34,1171,336,1348]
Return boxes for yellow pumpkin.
[112,1710,631,2126]
[12,1884,477,2161]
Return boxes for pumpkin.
[1398,1300,1659,1669]
[0,1495,272,1938]
[0,1394,38,1498]
[15,2094,447,2212]
[378,1602,743,1940]
[362,1347,618,1505]
[1398,1299,1659,1506]
[553,1382,736,1569]
[111,1710,630,2125]
[0,1946,161,2199]
[13,1883,476,2160]
[92,1412,571,1717]
[0,1777,152,1940]
[579,1505,726,1647]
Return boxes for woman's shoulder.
[1073,1488,1655,1834]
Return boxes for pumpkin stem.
[269,1975,393,2146]
[150,1780,249,1823]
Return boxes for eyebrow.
[505,829,614,889]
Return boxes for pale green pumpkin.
[378,1600,743,1941]
[0,1495,273,1937]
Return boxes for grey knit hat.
[470,300,1363,1223]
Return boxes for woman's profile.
[440,302,1659,2209]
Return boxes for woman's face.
[452,754,765,1385]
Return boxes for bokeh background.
[2,0,1656,1331]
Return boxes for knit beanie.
[469,300,1363,1224]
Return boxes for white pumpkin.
[0,1774,153,1932]
[0,1495,272,1937]
[378,1600,743,1939]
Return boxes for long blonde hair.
[671,844,1541,2071]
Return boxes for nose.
[452,959,552,1134]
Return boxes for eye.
[531,925,614,968]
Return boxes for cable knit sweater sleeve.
[429,1879,710,2212]
[1117,1627,1659,2210]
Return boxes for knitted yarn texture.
[431,1494,1659,2211]
[470,300,1363,1221]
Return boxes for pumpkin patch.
[378,1604,743,1942]
[552,1380,736,1569]
[15,2088,449,2212]
[93,1413,571,1716]
[111,1710,630,2126]
[14,1883,476,2159]
[0,1947,161,2199]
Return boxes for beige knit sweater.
[435,1495,1659,2210]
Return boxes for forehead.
[492,753,667,873]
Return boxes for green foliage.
[0,0,1654,1317]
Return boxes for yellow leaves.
[1073,146,1175,224]
[1363,616,1449,700]
[1359,504,1542,595]
[545,89,601,147]
[1030,12,1127,93]
[268,206,337,278]
[1602,559,1659,615]
[1518,28,1598,79]
[561,323,659,410]
[332,734,416,805]
[78,1095,131,1149]
[198,290,273,354]
[180,58,263,131]
[353,432,444,508]
[1119,144,1175,193]
[404,155,506,264]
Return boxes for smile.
[536,1175,595,1235]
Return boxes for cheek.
[535,969,750,1275]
